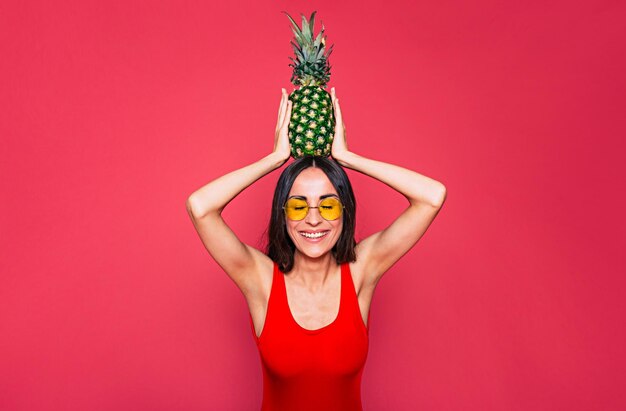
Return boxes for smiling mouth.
[299,231,329,239]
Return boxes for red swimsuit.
[249,261,370,410]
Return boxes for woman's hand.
[273,88,292,162]
[330,87,351,163]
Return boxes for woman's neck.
[290,251,339,291]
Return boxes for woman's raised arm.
[185,89,292,297]
[329,88,447,290]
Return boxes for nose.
[304,206,323,225]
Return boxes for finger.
[330,87,336,103]
[334,98,342,124]
[277,89,287,125]
[280,99,292,129]
[278,88,287,120]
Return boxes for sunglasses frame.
[282,196,345,221]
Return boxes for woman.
[186,87,446,410]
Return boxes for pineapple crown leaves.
[282,10,334,87]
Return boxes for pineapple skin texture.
[287,85,335,158]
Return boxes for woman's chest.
[258,322,369,378]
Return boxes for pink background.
[1,1,625,410]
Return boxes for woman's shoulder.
[241,253,275,309]
[347,257,367,296]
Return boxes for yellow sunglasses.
[283,196,345,221]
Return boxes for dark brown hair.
[266,156,357,273]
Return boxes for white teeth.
[300,231,328,239]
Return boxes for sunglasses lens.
[319,197,343,220]
[284,198,308,220]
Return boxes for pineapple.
[283,11,335,158]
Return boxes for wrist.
[332,150,355,168]
[268,151,289,169]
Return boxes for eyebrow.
[288,194,339,200]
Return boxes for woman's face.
[285,167,343,259]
